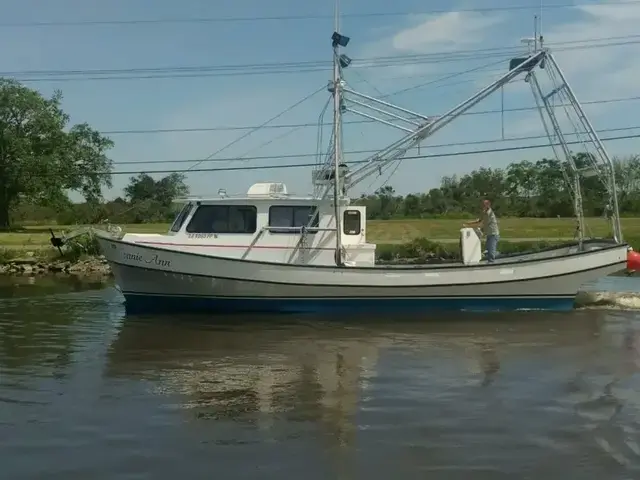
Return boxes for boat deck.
[377,239,624,269]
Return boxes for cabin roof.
[173,195,321,204]
[173,182,352,206]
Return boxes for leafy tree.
[124,172,189,223]
[0,79,113,229]
[615,155,640,214]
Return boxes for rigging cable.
[110,124,640,166]
[98,94,640,135]
[185,85,326,171]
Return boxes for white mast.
[331,0,346,266]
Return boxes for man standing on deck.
[463,199,500,263]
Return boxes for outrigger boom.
[313,33,622,245]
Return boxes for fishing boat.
[57,18,638,314]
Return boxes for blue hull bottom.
[122,293,576,315]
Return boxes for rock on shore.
[0,254,112,276]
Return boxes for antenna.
[531,0,543,52]
[538,0,544,49]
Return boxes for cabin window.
[268,205,319,233]
[186,205,257,234]
[170,202,193,232]
[343,209,361,235]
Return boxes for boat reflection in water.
[104,312,612,451]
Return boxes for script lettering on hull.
[122,251,172,268]
[123,252,143,262]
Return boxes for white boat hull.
[95,233,629,314]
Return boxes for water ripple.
[0,276,639,478]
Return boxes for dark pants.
[486,234,499,262]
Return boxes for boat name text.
[122,252,172,268]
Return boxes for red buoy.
[627,250,640,271]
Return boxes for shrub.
[375,237,569,263]
[56,234,102,263]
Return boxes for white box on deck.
[460,227,482,265]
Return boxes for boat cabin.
[115,182,582,267]
[120,182,377,266]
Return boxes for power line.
[25,34,640,78]
[0,52,523,82]
[19,34,636,78]
[188,57,530,171]
[1,1,637,27]
[100,60,546,168]
[76,132,640,176]
[7,56,515,82]
[0,48,526,78]
[382,57,508,98]
[110,125,640,166]
[351,67,503,89]
[3,41,542,77]
[6,35,640,82]
[99,94,640,136]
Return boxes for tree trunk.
[0,207,9,231]
[0,195,10,230]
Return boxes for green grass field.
[365,217,625,244]
[0,217,635,252]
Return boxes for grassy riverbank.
[1,216,636,248]
[0,217,636,273]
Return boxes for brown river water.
[1,275,640,479]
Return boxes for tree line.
[2,78,640,229]
[13,154,640,227]
[9,173,190,226]
[356,154,640,219]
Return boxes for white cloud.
[390,11,503,53]
[356,11,505,80]
[500,2,640,137]
[542,3,640,96]
[578,2,640,21]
